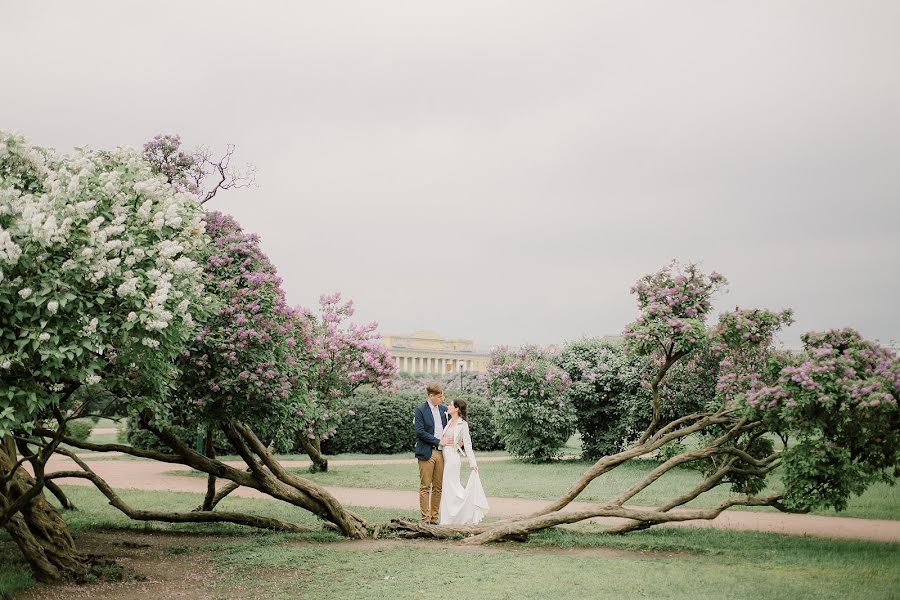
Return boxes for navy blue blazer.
[414,401,448,461]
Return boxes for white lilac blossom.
[0,131,210,435]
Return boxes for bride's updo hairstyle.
[452,398,468,421]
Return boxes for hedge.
[321,389,505,455]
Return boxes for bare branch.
[199,144,257,205]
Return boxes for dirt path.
[43,455,900,543]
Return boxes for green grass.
[0,566,32,600]
[290,458,900,520]
[208,531,898,600]
[1,486,897,599]
[85,432,120,444]
[210,450,512,462]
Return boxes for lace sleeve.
[462,422,477,469]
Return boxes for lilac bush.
[290,293,395,470]
[168,211,303,438]
[743,328,899,511]
[0,131,209,432]
[0,131,209,580]
[488,345,574,462]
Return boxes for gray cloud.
[3,0,898,349]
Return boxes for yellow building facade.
[381,330,490,374]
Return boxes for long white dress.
[439,419,490,525]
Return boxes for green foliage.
[447,392,504,452]
[621,342,720,440]
[318,388,503,455]
[124,412,234,455]
[0,131,210,435]
[320,388,420,455]
[65,420,93,443]
[558,338,647,458]
[742,329,900,513]
[559,338,717,459]
[488,346,575,462]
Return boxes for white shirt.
[430,402,444,441]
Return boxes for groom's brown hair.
[426,383,443,396]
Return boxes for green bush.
[321,389,421,455]
[445,392,504,452]
[318,388,506,456]
[489,346,576,462]
[558,338,646,459]
[559,337,717,460]
[65,420,93,443]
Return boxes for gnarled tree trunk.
[0,436,88,582]
[297,435,328,472]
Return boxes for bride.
[438,399,490,525]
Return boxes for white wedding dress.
[439,419,490,525]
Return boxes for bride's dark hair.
[452,398,468,421]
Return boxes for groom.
[414,383,448,524]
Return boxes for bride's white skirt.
[439,448,490,525]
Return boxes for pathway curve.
[42,455,900,543]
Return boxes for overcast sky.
[3,1,898,350]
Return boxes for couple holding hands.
[414,383,490,525]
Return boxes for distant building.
[381,330,490,374]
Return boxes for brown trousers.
[417,450,444,523]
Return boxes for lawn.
[1,486,897,599]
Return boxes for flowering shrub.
[294,293,394,440]
[743,328,899,511]
[0,132,208,434]
[488,345,574,462]
[169,211,302,438]
[558,338,647,458]
[388,261,898,544]
[713,307,794,406]
[142,134,202,194]
[395,372,488,396]
[625,260,726,359]
[624,262,899,513]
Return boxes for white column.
[439,358,445,373]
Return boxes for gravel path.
[43,455,900,543]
